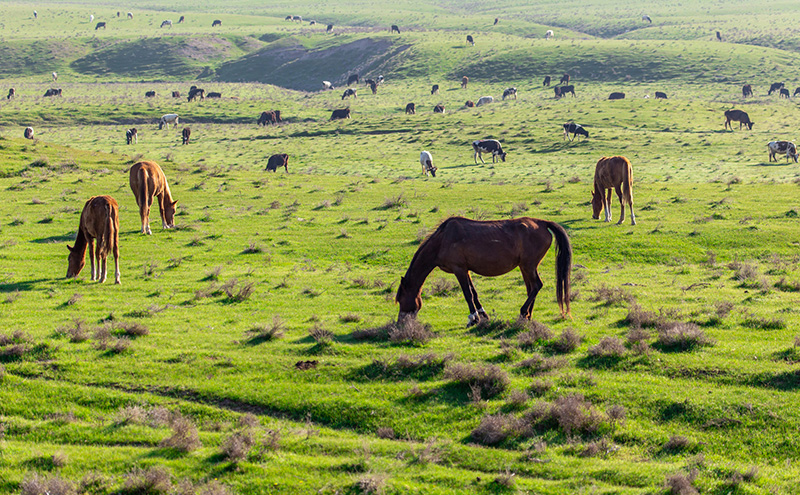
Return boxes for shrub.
[527,394,606,438]
[376,427,395,439]
[494,469,517,488]
[159,417,201,453]
[57,319,89,343]
[308,324,334,345]
[388,319,434,346]
[529,379,552,397]
[445,363,510,399]
[122,467,172,494]
[590,284,634,306]
[656,323,715,351]
[117,322,149,337]
[517,320,554,348]
[587,336,627,358]
[506,389,529,409]
[516,354,566,375]
[742,315,786,330]
[20,473,76,495]
[353,473,387,495]
[426,277,458,296]
[221,430,255,463]
[547,328,583,354]
[246,316,285,343]
[665,471,698,495]
[662,435,695,453]
[339,312,362,323]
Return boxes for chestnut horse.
[396,217,572,326]
[129,161,177,235]
[592,156,636,225]
[67,195,120,284]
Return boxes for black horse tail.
[545,221,572,317]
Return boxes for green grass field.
[3,1,800,494]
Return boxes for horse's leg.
[604,189,613,222]
[466,278,488,320]
[113,229,121,285]
[88,237,96,281]
[519,265,544,319]
[615,184,625,225]
[158,194,168,229]
[145,190,154,235]
[454,270,480,326]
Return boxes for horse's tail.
[102,201,114,258]
[544,220,572,318]
[621,156,633,207]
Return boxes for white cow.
[159,114,179,129]
[322,80,334,90]
[90,14,94,22]
[161,19,172,28]
[545,29,554,39]
[420,151,437,177]
[476,96,493,106]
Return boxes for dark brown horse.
[67,195,120,284]
[592,156,636,225]
[396,217,572,326]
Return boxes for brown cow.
[330,108,351,120]
[67,195,121,284]
[182,127,191,145]
[433,104,445,113]
[724,109,753,130]
[592,156,636,226]
[172,91,181,98]
[405,103,415,114]
[24,127,34,139]
[543,76,551,87]
[7,88,15,99]
[258,110,281,125]
[559,73,570,85]
[461,76,469,89]
[266,153,289,172]
[129,161,177,235]
[742,84,753,98]
[465,100,475,107]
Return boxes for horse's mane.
[407,217,449,269]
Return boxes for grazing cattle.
[257,110,281,125]
[556,85,575,97]
[655,91,667,99]
[433,104,445,113]
[742,84,753,97]
[405,102,416,114]
[159,114,179,130]
[768,82,784,95]
[545,29,554,39]
[330,108,351,120]
[431,84,439,95]
[7,88,14,99]
[187,87,204,101]
[293,15,302,22]
[126,128,137,145]
[285,16,293,21]
[266,153,289,172]
[559,73,570,85]
[467,35,475,46]
[117,11,120,17]
[161,19,172,28]
[43,88,62,97]
[391,24,400,33]
[476,96,493,106]
[461,76,469,89]
[347,74,359,85]
[364,78,376,86]
[341,88,357,100]
[716,31,722,41]
[90,14,94,22]
[494,18,499,25]
[145,90,156,97]
[206,92,222,98]
[369,81,377,94]
[377,75,384,84]
[178,16,185,23]
[24,127,34,140]
[563,122,589,141]
[172,91,180,98]
[642,14,652,23]
[767,141,798,163]
[95,21,106,30]
[33,10,37,19]
[543,76,551,86]
[608,92,625,100]
[465,100,475,107]
[592,156,636,225]
[66,195,121,284]
[724,109,753,130]
[780,88,790,99]
[309,20,316,26]
[326,24,333,33]
[181,128,191,145]
[322,81,333,90]
[129,161,177,235]
[212,19,222,27]
[794,87,800,97]
[127,12,133,19]
[52,72,58,81]
[472,139,506,163]
[420,151,437,177]
[502,87,517,100]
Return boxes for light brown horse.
[67,195,120,284]
[592,156,636,226]
[129,161,177,235]
[396,217,572,326]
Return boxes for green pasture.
[3,0,800,494]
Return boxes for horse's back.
[81,195,119,240]
[594,156,631,189]
[130,160,167,197]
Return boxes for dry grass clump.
[56,319,90,343]
[353,473,387,494]
[159,417,202,453]
[742,315,786,330]
[92,326,131,353]
[221,429,256,463]
[579,438,616,458]
[516,354,566,375]
[376,427,395,439]
[656,323,715,351]
[116,321,150,337]
[506,390,529,409]
[624,303,681,329]
[308,324,334,344]
[494,468,517,488]
[363,353,452,381]
[20,473,76,495]
[517,321,554,348]
[547,328,583,354]
[426,277,459,296]
[587,336,627,358]
[445,363,510,399]
[470,414,527,445]
[78,472,110,494]
[221,278,256,302]
[664,470,698,495]
[726,466,759,487]
[339,312,362,323]
[114,405,180,428]
[0,330,31,346]
[246,316,285,343]
[590,284,635,306]
[527,394,606,438]
[662,435,697,453]
[173,479,233,495]
[122,467,172,494]
[388,319,434,346]
[237,413,260,429]
[528,379,552,397]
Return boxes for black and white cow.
[502,87,517,100]
[472,139,507,164]
[767,141,798,163]
[466,35,474,46]
[341,88,357,100]
[126,128,138,144]
[768,82,784,95]
[563,123,589,141]
[420,151,436,177]
[431,84,439,95]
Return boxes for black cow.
[724,109,753,130]
[794,87,800,96]
[326,24,333,33]
[266,153,289,172]
[178,15,185,23]
[655,91,667,99]
[555,85,575,98]
[7,88,14,99]
[391,24,400,33]
[172,91,181,98]
[472,139,506,163]
[543,76,551,87]
[466,35,474,46]
[563,122,589,141]
[258,110,281,125]
[780,88,790,99]
[126,128,137,145]
[559,73,570,85]
[608,92,625,100]
[405,103,416,114]
[145,90,156,97]
[347,74,359,85]
[742,84,753,97]
[433,104,445,113]
[182,128,191,145]
[43,88,62,97]
[494,18,499,25]
[431,84,439,95]
[341,88,357,100]
[187,88,205,101]
[369,81,377,95]
[768,82,784,95]
[206,92,222,98]
[716,31,722,41]
[212,19,221,27]
[95,21,106,29]
[330,108,351,120]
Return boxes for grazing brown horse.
[592,156,636,225]
[67,195,120,284]
[129,161,177,235]
[396,217,572,326]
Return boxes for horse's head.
[591,188,603,219]
[396,276,421,323]
[164,200,177,228]
[65,244,84,278]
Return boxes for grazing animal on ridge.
[466,35,474,46]
[431,84,439,95]
[322,81,334,90]
[420,151,437,177]
[33,10,37,19]
[563,122,588,141]
[293,15,302,22]
[780,88,790,98]
[642,15,652,23]
[347,74,359,85]
[592,156,636,225]
[556,85,575,98]
[724,109,753,130]
[768,82,784,95]
[212,19,222,27]
[309,21,316,26]
[545,29,554,39]
[608,92,625,100]
[476,96,493,106]
[472,139,506,163]
[560,73,570,85]
[43,88,62,97]
[767,141,798,163]
[405,102,416,114]
[178,16,185,23]
[206,92,222,98]
[161,19,172,28]
[502,87,517,100]
[794,87,800,97]
[187,87,204,101]
[716,31,722,41]
[145,90,156,97]
[494,18,499,25]
[369,81,377,94]
[433,104,445,113]
[742,84,753,97]
[125,128,137,144]
[95,21,106,30]
[181,127,191,145]
[67,195,121,284]
[326,24,333,33]
[461,76,469,89]
[159,114,179,130]
[129,161,177,235]
[396,216,572,326]
[90,14,94,22]
[52,72,58,82]
[330,108,351,120]
[24,127,34,139]
[391,24,400,33]
[341,88,357,100]
[266,153,289,172]
[258,110,281,125]
[655,91,667,99]
[127,12,133,19]
[7,88,15,99]
[543,76,551,86]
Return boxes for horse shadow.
[752,161,791,167]
[0,278,49,293]
[31,232,75,244]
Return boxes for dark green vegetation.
[2,1,800,494]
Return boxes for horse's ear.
[171,200,178,207]
[67,244,75,252]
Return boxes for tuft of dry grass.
[587,336,627,359]
[548,328,583,354]
[665,470,698,495]
[517,321,554,348]
[123,467,172,494]
[339,312,362,323]
[159,417,202,453]
[516,354,566,375]
[308,324,334,345]
[246,316,285,343]
[656,323,715,351]
[221,429,255,463]
[445,362,510,399]
[590,284,635,306]
[426,277,459,296]
[116,321,149,337]
[353,473,387,494]
[388,319,435,345]
[20,473,76,495]
[662,435,695,453]
[376,427,395,439]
